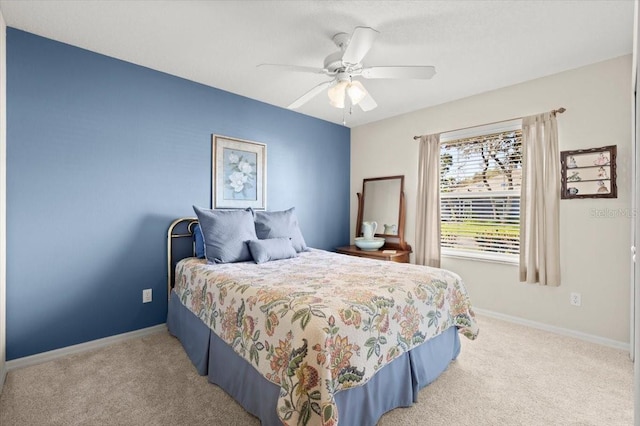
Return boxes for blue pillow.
[193,224,205,258]
[254,207,308,253]
[247,238,297,264]
[192,206,257,264]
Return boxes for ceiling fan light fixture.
[346,80,367,105]
[328,80,348,108]
[328,79,368,109]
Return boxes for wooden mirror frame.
[356,175,411,251]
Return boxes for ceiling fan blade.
[341,27,379,65]
[357,92,377,112]
[257,63,329,75]
[287,80,335,109]
[362,66,436,80]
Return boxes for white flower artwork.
[228,170,249,193]
[224,149,256,198]
[213,135,267,209]
[228,153,240,164]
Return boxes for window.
[440,122,522,262]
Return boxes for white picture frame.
[212,135,267,209]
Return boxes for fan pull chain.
[342,105,354,126]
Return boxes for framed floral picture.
[212,135,267,209]
[560,145,616,199]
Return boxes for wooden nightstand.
[336,245,411,263]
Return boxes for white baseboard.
[6,324,167,372]
[474,308,630,352]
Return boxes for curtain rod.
[412,107,566,140]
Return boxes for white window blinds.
[440,126,522,259]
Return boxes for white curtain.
[520,113,561,286]
[415,134,441,268]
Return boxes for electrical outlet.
[142,288,152,304]
[570,292,581,306]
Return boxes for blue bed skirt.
[167,291,460,425]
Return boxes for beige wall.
[352,55,632,343]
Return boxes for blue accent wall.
[6,29,350,360]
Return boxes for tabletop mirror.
[356,175,411,251]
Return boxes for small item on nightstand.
[362,221,378,240]
[354,237,385,251]
[382,249,397,254]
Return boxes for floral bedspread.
[174,249,478,426]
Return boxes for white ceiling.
[0,0,634,128]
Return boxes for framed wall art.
[560,145,616,199]
[212,135,267,209]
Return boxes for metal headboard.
[167,217,199,299]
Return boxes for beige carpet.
[0,315,633,425]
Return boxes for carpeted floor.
[0,315,633,425]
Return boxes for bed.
[166,216,478,426]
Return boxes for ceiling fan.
[258,26,436,113]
